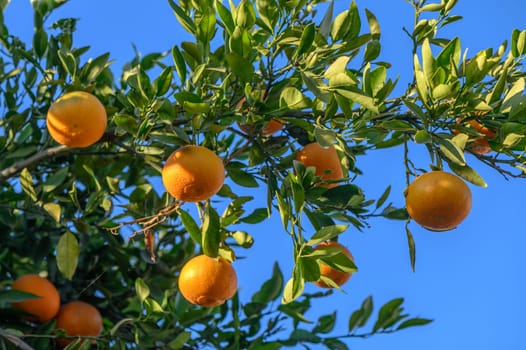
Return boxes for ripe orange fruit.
[162,145,225,202]
[55,301,103,347]
[314,241,354,288]
[454,118,496,155]
[238,119,283,136]
[405,171,472,231]
[295,142,343,188]
[46,91,107,148]
[11,274,60,323]
[178,254,238,307]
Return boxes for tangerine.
[238,119,283,136]
[11,274,60,323]
[405,171,472,231]
[454,118,496,155]
[178,254,238,307]
[314,241,355,288]
[295,142,343,188]
[55,301,103,347]
[46,91,107,148]
[162,145,225,202]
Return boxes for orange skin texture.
[162,145,225,202]
[314,242,354,288]
[238,119,283,136]
[178,255,238,307]
[454,118,496,155]
[405,171,472,231]
[11,274,60,323]
[46,91,107,148]
[295,142,344,188]
[55,301,103,347]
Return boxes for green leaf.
[438,138,466,166]
[421,38,434,86]
[57,49,77,78]
[282,266,304,304]
[447,162,487,188]
[313,311,337,334]
[373,297,404,331]
[279,86,311,110]
[307,225,348,246]
[33,28,48,58]
[348,296,374,331]
[396,317,433,330]
[172,45,187,83]
[241,207,269,224]
[197,11,216,44]
[252,262,284,304]
[228,168,259,187]
[43,166,69,192]
[414,130,432,144]
[168,0,196,34]
[363,39,381,62]
[168,331,191,349]
[20,168,38,201]
[294,22,315,59]
[226,52,254,82]
[405,226,416,272]
[202,204,221,257]
[332,87,379,114]
[135,277,150,303]
[375,185,391,209]
[215,0,235,35]
[231,231,254,248]
[178,209,202,244]
[154,67,173,96]
[299,256,320,282]
[56,231,79,280]
[318,0,333,39]
[365,8,380,39]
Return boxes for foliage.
[0,0,524,348]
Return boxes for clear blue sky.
[5,1,525,349]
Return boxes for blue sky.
[5,1,525,349]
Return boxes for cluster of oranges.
[43,90,475,306]
[11,274,102,347]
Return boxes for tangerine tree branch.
[0,144,70,183]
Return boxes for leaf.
[279,87,311,110]
[178,209,202,244]
[241,207,269,224]
[307,225,348,246]
[20,168,37,201]
[299,256,320,282]
[43,167,69,192]
[294,22,315,59]
[405,226,416,272]
[231,231,254,248]
[375,185,391,209]
[43,202,61,223]
[421,38,434,86]
[438,138,466,166]
[56,231,79,280]
[447,162,488,188]
[318,0,333,39]
[202,204,221,257]
[373,297,404,331]
[313,311,337,334]
[168,0,196,34]
[332,87,379,114]
[396,317,433,330]
[365,8,380,39]
[215,0,235,35]
[228,168,259,187]
[226,52,254,82]
[135,277,150,303]
[154,67,173,96]
[172,45,187,83]
[348,296,374,331]
[252,262,284,304]
[414,130,432,144]
[281,266,304,304]
[33,28,48,58]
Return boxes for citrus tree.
[0,0,525,349]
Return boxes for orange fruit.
[454,118,496,155]
[314,241,354,288]
[178,254,238,307]
[55,301,103,347]
[46,91,107,148]
[11,274,60,323]
[405,171,472,231]
[295,142,343,188]
[238,119,283,136]
[162,145,225,202]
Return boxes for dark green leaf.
[396,317,433,330]
[405,226,416,272]
[202,205,221,257]
[178,209,202,244]
[307,225,348,246]
[252,262,284,304]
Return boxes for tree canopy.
[0,0,525,349]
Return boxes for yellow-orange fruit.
[11,274,60,323]
[314,241,354,288]
[178,255,238,307]
[454,118,496,155]
[295,142,343,188]
[162,145,225,202]
[405,171,472,231]
[46,91,107,148]
[238,119,283,136]
[55,301,103,347]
